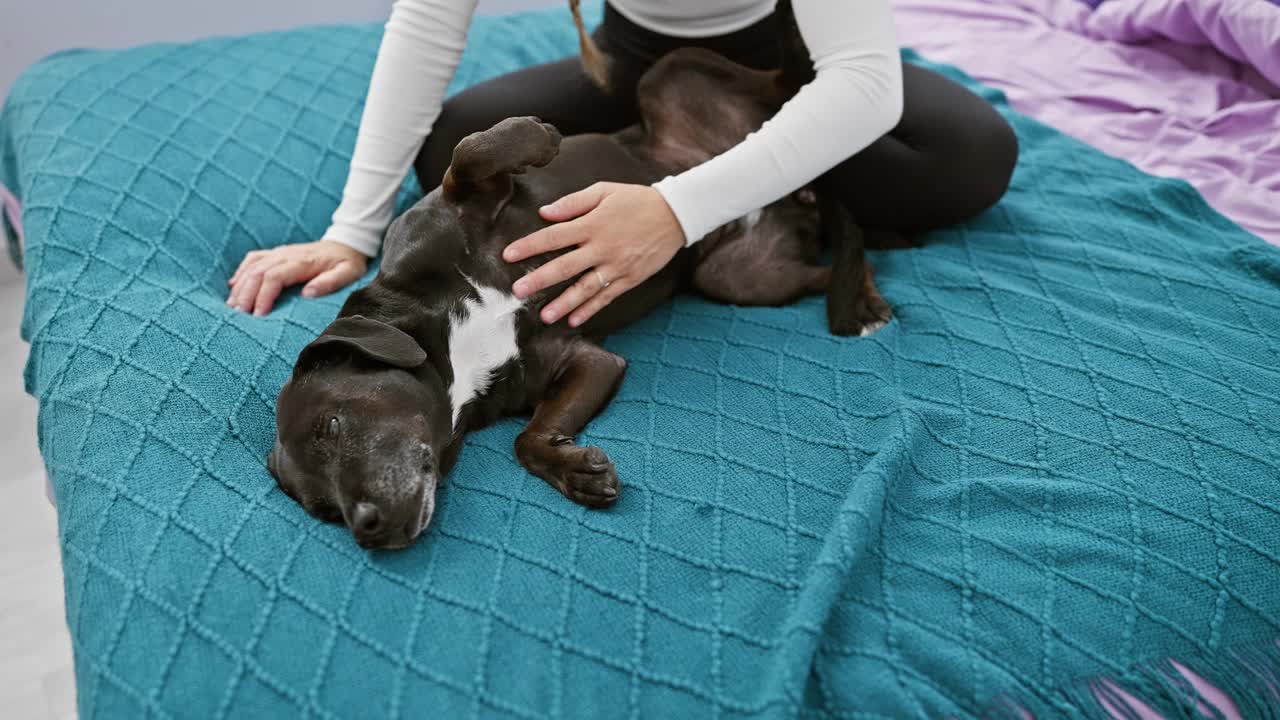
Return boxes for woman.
[227,0,1017,325]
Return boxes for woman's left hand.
[503,182,686,327]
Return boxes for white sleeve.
[324,0,480,257]
[652,0,903,246]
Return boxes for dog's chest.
[446,283,524,427]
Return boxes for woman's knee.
[966,110,1019,213]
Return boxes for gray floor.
[0,260,76,720]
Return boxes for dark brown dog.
[268,6,890,549]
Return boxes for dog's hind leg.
[442,116,563,202]
[515,338,626,508]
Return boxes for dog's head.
[269,315,453,549]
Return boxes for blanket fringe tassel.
[984,639,1280,719]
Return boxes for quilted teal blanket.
[3,4,1279,718]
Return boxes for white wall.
[0,0,558,102]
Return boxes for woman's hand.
[503,183,685,327]
[227,239,368,316]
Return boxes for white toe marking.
[447,281,523,428]
[860,320,888,337]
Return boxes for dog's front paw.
[547,445,620,508]
[828,291,892,337]
[517,434,621,508]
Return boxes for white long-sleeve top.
[326,0,903,257]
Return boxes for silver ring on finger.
[594,270,611,290]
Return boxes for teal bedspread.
[3,4,1279,718]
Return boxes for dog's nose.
[351,502,383,539]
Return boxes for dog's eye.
[326,417,340,437]
[309,497,343,523]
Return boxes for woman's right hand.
[227,239,369,316]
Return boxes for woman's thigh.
[825,63,1019,233]
[413,55,641,192]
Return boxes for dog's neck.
[339,272,525,433]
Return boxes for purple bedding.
[895,0,1280,245]
[1084,0,1280,87]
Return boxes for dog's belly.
[530,134,661,201]
[459,132,682,340]
[538,137,692,338]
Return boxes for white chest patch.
[447,282,524,428]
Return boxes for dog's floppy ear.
[300,315,427,369]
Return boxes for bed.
[2,1,1279,718]
[895,0,1280,246]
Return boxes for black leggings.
[414,4,1019,234]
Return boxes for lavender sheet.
[894,0,1280,245]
